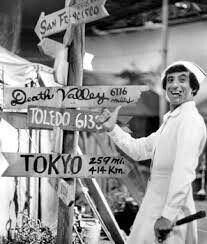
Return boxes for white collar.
[163,101,196,122]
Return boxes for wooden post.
[25,2,126,243]
[159,0,169,125]
[56,1,85,242]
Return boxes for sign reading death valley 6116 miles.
[3,86,148,109]
[2,152,130,178]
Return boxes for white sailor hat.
[161,61,206,85]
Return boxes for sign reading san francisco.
[34,8,70,40]
[3,86,148,109]
[70,0,109,25]
[2,152,130,178]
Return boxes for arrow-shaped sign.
[3,85,149,109]
[28,106,104,132]
[34,0,109,39]
[2,152,130,178]
[38,38,94,71]
[34,8,70,40]
[38,38,65,58]
[0,112,27,129]
[70,0,109,25]
[0,107,104,132]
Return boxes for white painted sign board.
[3,86,148,109]
[2,152,130,178]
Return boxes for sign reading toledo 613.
[28,106,104,132]
[2,152,130,178]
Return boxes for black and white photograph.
[0,0,207,243]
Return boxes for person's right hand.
[96,106,122,132]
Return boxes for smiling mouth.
[170,91,182,97]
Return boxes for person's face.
[166,71,194,110]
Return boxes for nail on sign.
[28,106,103,132]
[3,86,148,109]
[2,152,130,178]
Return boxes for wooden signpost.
[2,152,129,178]
[3,85,148,109]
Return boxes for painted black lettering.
[62,154,71,174]
[58,11,66,26]
[21,154,34,171]
[52,19,56,27]
[89,157,96,164]
[47,22,53,31]
[94,5,99,15]
[39,88,54,100]
[103,157,111,164]
[57,87,109,105]
[108,165,116,174]
[40,19,47,35]
[11,89,26,106]
[110,97,134,104]
[111,158,119,164]
[119,157,124,164]
[70,156,82,174]
[48,154,60,175]
[89,166,96,175]
[33,156,47,173]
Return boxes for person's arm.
[96,106,158,161]
[161,118,206,222]
[108,124,157,161]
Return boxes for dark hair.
[162,64,200,96]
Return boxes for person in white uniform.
[96,61,207,243]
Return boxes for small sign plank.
[38,38,65,58]
[0,107,104,132]
[2,152,130,178]
[0,112,27,129]
[34,1,108,40]
[28,106,104,132]
[3,85,148,109]
[34,8,70,40]
[70,0,109,25]
[49,178,75,206]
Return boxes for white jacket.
[108,101,206,244]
